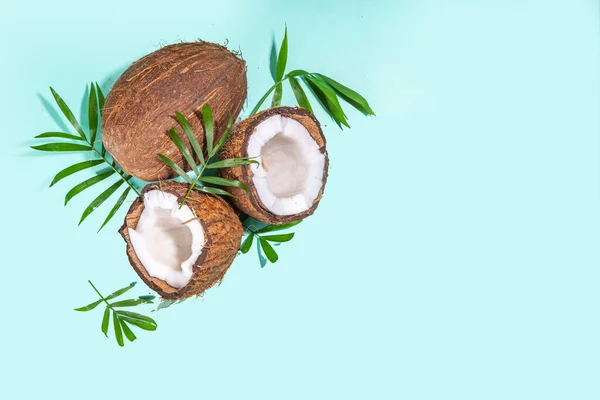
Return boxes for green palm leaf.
[168,128,198,174]
[115,311,157,331]
[110,298,153,308]
[262,233,295,242]
[49,87,86,139]
[240,234,254,254]
[157,154,194,184]
[34,132,84,141]
[206,158,258,169]
[113,313,124,347]
[31,143,92,152]
[286,69,310,78]
[212,112,234,155]
[77,280,156,346]
[196,186,233,197]
[260,238,279,263]
[79,179,125,225]
[117,316,157,331]
[314,74,375,116]
[289,77,313,113]
[276,25,288,81]
[303,75,349,128]
[250,85,277,115]
[175,112,205,166]
[101,307,110,337]
[88,83,98,145]
[49,159,103,187]
[255,220,302,233]
[270,25,288,108]
[271,83,283,108]
[34,83,140,231]
[64,170,115,205]
[95,83,105,114]
[120,319,137,342]
[105,282,136,301]
[74,299,103,312]
[98,187,131,232]
[197,176,248,191]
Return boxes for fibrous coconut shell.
[219,106,329,224]
[120,181,243,300]
[102,42,247,181]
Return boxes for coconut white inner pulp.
[128,190,204,289]
[247,115,325,215]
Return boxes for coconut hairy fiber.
[120,181,243,300]
[219,106,329,224]
[103,42,247,181]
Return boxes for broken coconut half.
[219,107,329,224]
[120,182,242,300]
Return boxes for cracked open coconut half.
[120,182,242,300]
[219,107,328,224]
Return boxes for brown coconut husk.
[120,181,243,300]
[219,106,329,224]
[102,42,247,181]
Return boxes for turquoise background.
[2,0,599,398]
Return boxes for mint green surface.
[2,0,600,398]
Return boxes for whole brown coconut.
[120,182,243,300]
[102,42,247,181]
[219,106,329,224]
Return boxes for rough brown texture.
[120,181,243,300]
[219,106,329,224]
[102,42,247,181]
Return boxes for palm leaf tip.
[240,233,254,254]
[315,74,375,116]
[95,82,105,114]
[260,238,279,263]
[48,86,86,139]
[276,25,288,81]
[98,187,132,232]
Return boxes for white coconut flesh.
[128,190,204,289]
[246,115,326,216]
